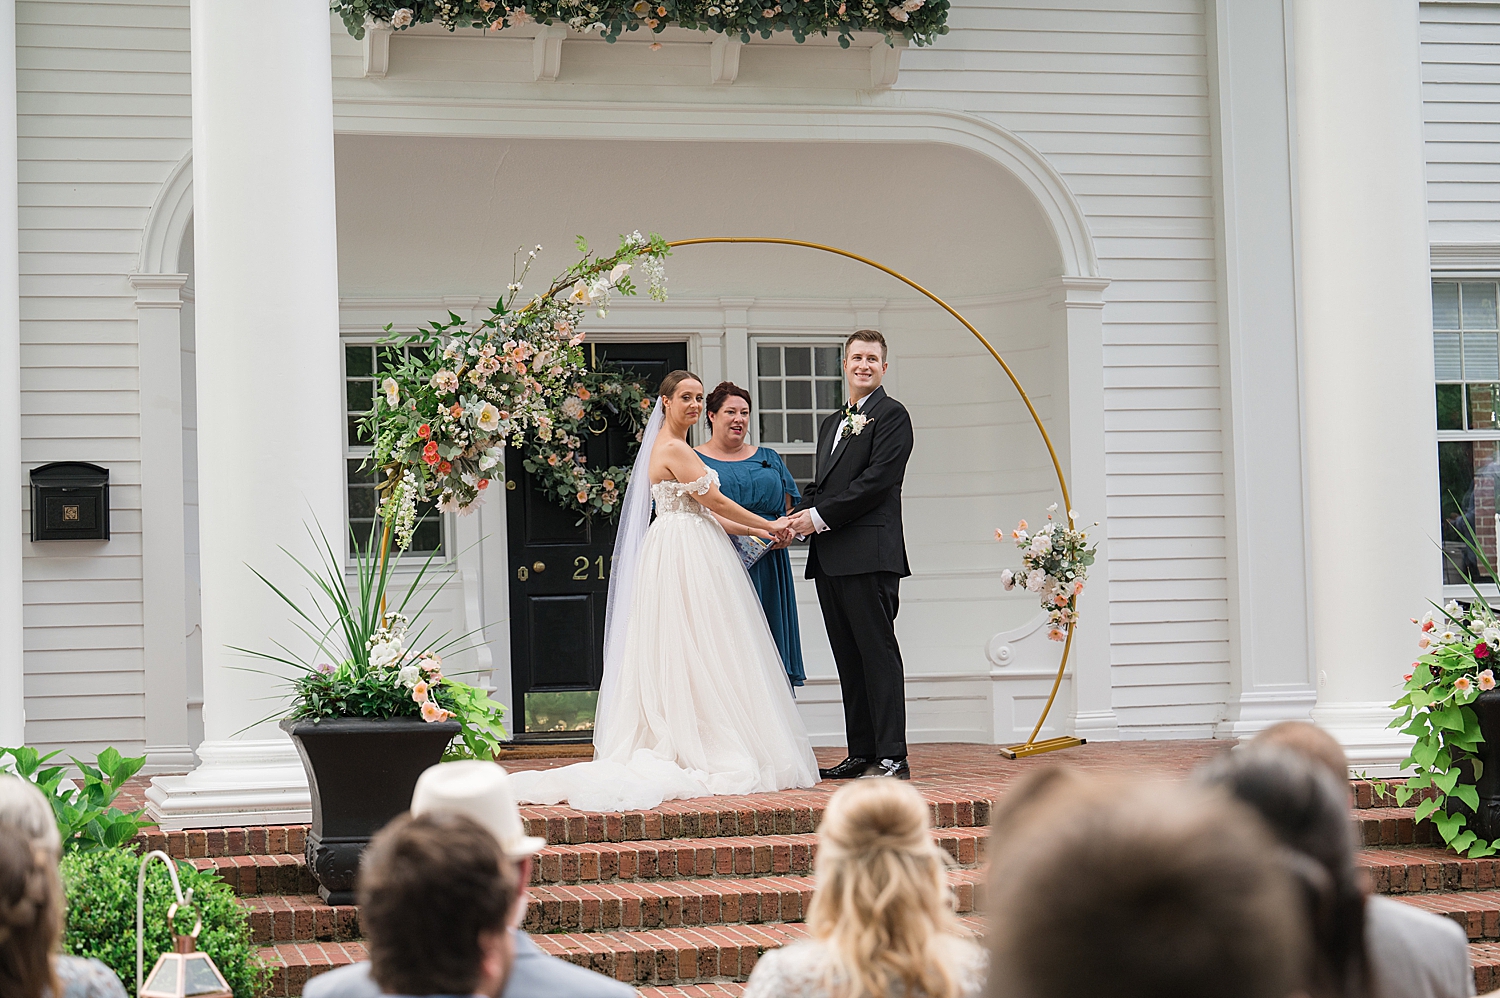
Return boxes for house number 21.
[573,556,608,581]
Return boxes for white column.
[146,0,344,826]
[130,274,197,772]
[0,0,22,748]
[1295,0,1435,772]
[1206,0,1317,738]
[1054,278,1119,741]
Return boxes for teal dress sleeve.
[767,448,801,508]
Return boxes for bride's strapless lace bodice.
[651,469,718,518]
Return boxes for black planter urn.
[1446,690,1500,841]
[280,716,460,905]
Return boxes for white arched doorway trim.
[329,100,1102,281]
[138,149,194,276]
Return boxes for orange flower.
[450,403,464,419]
[577,490,589,503]
[421,700,444,722]
[547,454,558,466]
[412,681,429,703]
[577,387,591,400]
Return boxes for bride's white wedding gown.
[507,469,821,812]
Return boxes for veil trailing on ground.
[591,396,663,744]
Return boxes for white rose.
[390,8,414,27]
[888,4,909,19]
[902,0,923,9]
[479,449,501,471]
[1030,534,1051,555]
[1025,569,1047,592]
[397,664,422,688]
[1001,569,1014,590]
[369,641,401,669]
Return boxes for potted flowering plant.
[998,503,1098,642]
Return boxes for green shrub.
[0,746,149,852]
[59,847,268,998]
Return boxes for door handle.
[532,561,546,573]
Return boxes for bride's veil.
[592,396,664,746]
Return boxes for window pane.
[758,346,781,377]
[345,345,374,377]
[1435,331,1462,380]
[784,347,811,377]
[814,346,841,376]
[1438,384,1466,430]
[815,380,843,410]
[348,458,373,482]
[409,519,442,554]
[1435,282,1461,330]
[1440,439,1500,585]
[786,413,814,443]
[348,487,377,518]
[760,413,783,443]
[785,380,812,410]
[1471,384,1500,430]
[782,452,814,481]
[1466,332,1500,381]
[1463,282,1499,330]
[376,346,403,373]
[348,416,370,447]
[758,379,782,410]
[347,380,373,413]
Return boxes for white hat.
[410,760,547,859]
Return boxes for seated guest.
[743,779,985,998]
[1198,747,1372,998]
[304,760,635,998]
[986,773,1311,998]
[0,776,127,998]
[1252,721,1475,998]
[359,812,516,998]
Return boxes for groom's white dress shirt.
[808,392,872,534]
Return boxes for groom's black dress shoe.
[819,756,874,780]
[858,757,911,781]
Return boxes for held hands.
[786,509,817,538]
[765,516,796,546]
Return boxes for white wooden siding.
[16,0,190,757]
[1423,3,1500,244]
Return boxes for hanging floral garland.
[363,231,670,550]
[331,0,949,49]
[521,365,652,521]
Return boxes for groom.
[788,329,914,781]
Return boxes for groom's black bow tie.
[842,402,859,417]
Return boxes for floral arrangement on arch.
[521,365,652,521]
[330,0,950,49]
[364,231,670,550]
[998,503,1097,642]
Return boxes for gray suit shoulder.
[300,935,636,998]
[1366,894,1475,998]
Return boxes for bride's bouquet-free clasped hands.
[998,503,1098,641]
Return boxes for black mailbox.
[30,462,109,541]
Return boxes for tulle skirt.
[508,509,820,812]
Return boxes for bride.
[508,371,821,812]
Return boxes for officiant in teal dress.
[696,382,806,688]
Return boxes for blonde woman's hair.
[0,777,62,858]
[808,779,966,998]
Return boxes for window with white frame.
[1435,280,1500,588]
[344,342,443,555]
[755,342,844,494]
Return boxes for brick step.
[262,917,984,994]
[1354,806,1440,847]
[242,896,361,945]
[190,854,317,897]
[1351,781,1437,810]
[524,869,985,935]
[1360,846,1500,895]
[533,826,988,885]
[134,824,309,860]
[1396,889,1500,940]
[518,789,991,845]
[1472,941,1500,991]
[639,986,744,998]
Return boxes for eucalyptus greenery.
[239,520,508,760]
[0,746,148,853]
[331,0,950,48]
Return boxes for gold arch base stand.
[667,237,1084,760]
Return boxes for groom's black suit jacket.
[797,385,913,579]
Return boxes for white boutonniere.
[844,411,870,437]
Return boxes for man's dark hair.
[987,777,1309,998]
[359,812,516,997]
[845,329,887,360]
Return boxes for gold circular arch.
[667,236,1083,758]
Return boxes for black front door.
[506,341,689,741]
